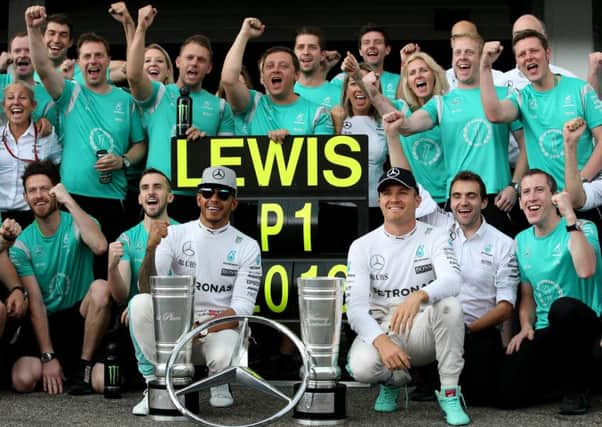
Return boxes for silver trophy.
[294,277,347,425]
[148,275,197,421]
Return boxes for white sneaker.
[209,384,233,408]
[132,390,149,416]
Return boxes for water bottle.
[96,149,112,184]
[104,342,121,399]
[176,86,192,138]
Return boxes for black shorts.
[15,301,86,379]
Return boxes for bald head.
[451,20,478,37]
[512,14,546,37]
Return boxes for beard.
[31,199,58,220]
[143,204,166,219]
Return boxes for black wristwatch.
[121,155,131,169]
[40,352,56,363]
[566,223,582,232]
[509,182,519,192]
[9,286,28,299]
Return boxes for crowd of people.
[0,2,602,425]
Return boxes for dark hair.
[180,34,213,60]
[512,29,549,50]
[140,168,172,191]
[520,168,557,195]
[259,46,300,73]
[77,32,110,57]
[295,26,325,50]
[449,171,487,200]
[22,160,61,189]
[8,31,28,51]
[43,13,73,40]
[358,23,390,47]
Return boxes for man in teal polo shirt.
[107,168,177,412]
[221,17,333,142]
[497,168,602,415]
[26,5,146,253]
[293,26,342,110]
[9,160,110,396]
[127,5,235,222]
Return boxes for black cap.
[180,86,190,96]
[377,167,419,194]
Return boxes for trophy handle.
[165,314,311,427]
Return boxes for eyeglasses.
[198,187,233,201]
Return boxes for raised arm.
[341,51,396,116]
[107,240,132,304]
[0,218,21,253]
[395,43,420,98]
[480,41,518,123]
[106,3,135,85]
[553,191,597,278]
[221,18,265,113]
[580,125,602,182]
[109,2,135,47]
[137,220,168,294]
[25,6,65,100]
[382,111,411,169]
[380,105,434,137]
[563,118,588,209]
[127,5,157,101]
[587,52,602,98]
[50,184,108,255]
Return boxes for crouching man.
[128,166,262,415]
[345,167,470,426]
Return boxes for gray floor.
[1,385,602,426]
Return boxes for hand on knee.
[12,361,41,393]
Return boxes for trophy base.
[293,382,347,425]
[148,379,199,421]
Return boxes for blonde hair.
[145,43,174,84]
[400,52,448,111]
[451,32,484,53]
[342,63,381,120]
[2,81,35,105]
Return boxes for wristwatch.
[40,352,56,363]
[566,223,582,232]
[121,155,131,169]
[9,286,28,299]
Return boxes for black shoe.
[68,360,94,395]
[559,392,589,415]
[410,382,436,402]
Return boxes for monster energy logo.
[107,364,120,386]
[178,103,189,123]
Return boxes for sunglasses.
[198,187,233,201]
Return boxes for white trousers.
[129,293,239,376]
[347,297,465,387]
